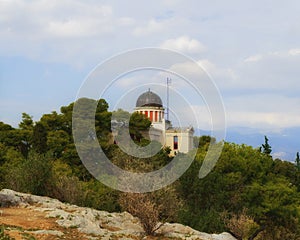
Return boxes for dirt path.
[0,207,90,240]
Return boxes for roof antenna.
[166,77,171,121]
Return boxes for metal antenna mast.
[166,77,171,121]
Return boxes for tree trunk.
[248,226,266,240]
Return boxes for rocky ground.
[0,189,236,240]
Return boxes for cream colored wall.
[165,130,194,156]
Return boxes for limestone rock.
[0,189,236,240]
[158,223,236,240]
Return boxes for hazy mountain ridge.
[196,126,300,162]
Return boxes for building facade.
[134,89,194,156]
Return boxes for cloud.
[272,151,287,159]
[0,0,137,67]
[0,1,114,38]
[225,94,300,129]
[288,48,300,56]
[133,19,170,36]
[160,36,206,54]
[244,54,263,62]
[218,49,300,92]
[117,17,135,26]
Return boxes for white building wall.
[165,129,194,156]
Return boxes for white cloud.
[117,17,135,26]
[227,111,300,129]
[272,151,287,159]
[244,54,263,62]
[0,0,136,66]
[219,49,300,92]
[288,48,300,56]
[225,94,300,129]
[46,18,111,38]
[160,36,206,54]
[133,19,167,36]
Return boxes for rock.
[28,230,64,237]
[212,232,237,240]
[0,191,21,207]
[0,189,236,240]
[158,223,236,240]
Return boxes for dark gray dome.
[136,90,163,107]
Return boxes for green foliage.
[178,142,300,237]
[261,135,272,155]
[82,180,120,212]
[129,112,151,142]
[3,152,52,195]
[193,135,216,149]
[47,130,69,158]
[32,122,47,154]
[0,122,13,131]
[18,113,33,130]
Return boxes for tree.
[60,102,74,134]
[244,177,300,240]
[32,122,47,154]
[47,130,70,158]
[129,112,151,142]
[18,113,33,130]
[0,122,13,131]
[40,111,63,131]
[261,136,272,155]
[296,152,300,171]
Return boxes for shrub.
[3,152,52,195]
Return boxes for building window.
[173,136,178,150]
[155,111,158,122]
[150,111,153,121]
[144,111,148,117]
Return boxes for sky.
[1,0,300,159]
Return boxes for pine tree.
[296,152,300,170]
[262,135,272,155]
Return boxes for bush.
[3,152,52,195]
[119,193,161,235]
[222,209,259,240]
[119,186,182,236]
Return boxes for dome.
[136,89,163,107]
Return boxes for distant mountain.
[195,127,300,162]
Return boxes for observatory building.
[134,89,194,156]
